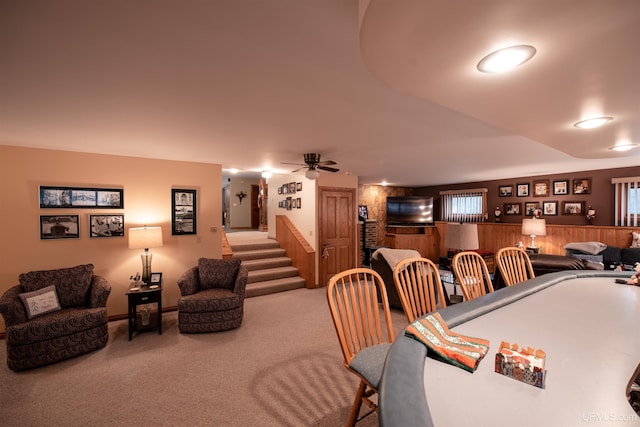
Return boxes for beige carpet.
[0,287,406,427]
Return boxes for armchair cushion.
[19,264,93,308]
[18,285,61,319]
[197,258,241,291]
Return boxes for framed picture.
[40,215,79,239]
[89,214,124,237]
[39,186,123,209]
[289,182,296,194]
[532,180,549,197]
[282,184,288,195]
[504,203,522,215]
[358,205,369,220]
[277,186,282,195]
[286,197,292,210]
[573,178,591,194]
[543,201,558,216]
[524,202,540,216]
[498,185,513,197]
[516,183,530,197]
[296,182,302,191]
[562,201,584,215]
[172,189,197,235]
[553,180,569,195]
[296,197,301,209]
[150,272,163,285]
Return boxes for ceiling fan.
[282,153,339,179]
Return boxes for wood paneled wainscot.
[384,226,438,260]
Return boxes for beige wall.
[0,146,222,333]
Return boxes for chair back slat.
[327,268,394,366]
[393,257,446,323]
[452,251,494,301]
[496,247,535,286]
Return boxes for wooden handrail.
[275,215,316,288]
[221,229,233,259]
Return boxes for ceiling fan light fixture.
[573,117,613,129]
[477,45,536,73]
[305,168,320,180]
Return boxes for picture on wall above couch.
[573,178,591,194]
[39,186,123,209]
[562,201,584,215]
[553,180,569,195]
[40,215,79,239]
[89,214,124,238]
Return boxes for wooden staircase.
[230,239,306,297]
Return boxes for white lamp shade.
[445,223,479,250]
[305,168,320,180]
[522,218,547,236]
[128,226,163,249]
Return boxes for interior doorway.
[318,187,356,287]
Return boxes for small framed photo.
[296,197,301,209]
[562,201,584,215]
[573,178,591,194]
[504,203,522,215]
[289,182,296,194]
[89,214,124,237]
[296,182,302,191]
[277,186,282,195]
[40,215,79,239]
[282,184,288,195]
[524,202,540,216]
[286,197,292,210]
[499,185,513,197]
[150,272,163,285]
[543,201,558,216]
[516,183,530,197]
[358,205,369,220]
[532,180,549,197]
[172,189,197,235]
[553,180,569,195]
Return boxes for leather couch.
[0,264,111,371]
[371,248,422,309]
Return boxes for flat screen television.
[386,196,434,226]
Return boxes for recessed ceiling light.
[477,45,536,73]
[261,170,272,178]
[608,143,638,152]
[573,117,613,129]
[229,168,238,174]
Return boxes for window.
[612,177,640,226]
[440,188,487,222]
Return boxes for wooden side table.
[126,284,163,341]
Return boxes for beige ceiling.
[1,0,639,187]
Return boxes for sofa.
[371,248,422,309]
[177,258,248,333]
[0,264,111,371]
[564,241,640,270]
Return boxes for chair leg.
[347,380,367,427]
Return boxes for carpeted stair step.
[240,257,292,271]
[247,266,300,284]
[232,248,286,261]
[245,276,306,298]
[230,241,281,252]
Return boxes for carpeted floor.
[0,286,406,426]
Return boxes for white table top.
[423,277,640,426]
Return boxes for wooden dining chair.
[392,257,447,323]
[452,251,494,301]
[496,247,535,286]
[326,268,395,427]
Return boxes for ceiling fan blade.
[281,162,307,166]
[318,165,339,173]
[290,166,307,173]
[317,160,337,166]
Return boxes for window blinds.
[440,188,487,223]
[612,177,639,226]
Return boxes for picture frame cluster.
[498,178,591,217]
[278,182,302,210]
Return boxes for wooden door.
[319,187,356,287]
[251,185,259,229]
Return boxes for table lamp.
[128,225,163,284]
[445,223,479,256]
[522,218,546,250]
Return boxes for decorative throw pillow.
[19,264,94,308]
[197,258,241,291]
[19,285,61,319]
[563,241,607,255]
[631,232,640,248]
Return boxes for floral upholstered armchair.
[0,264,111,370]
[177,258,248,333]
